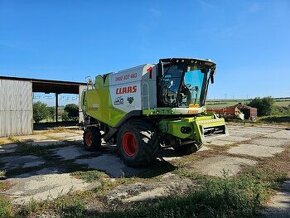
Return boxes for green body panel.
[159,119,193,139]
[143,108,174,116]
[143,107,206,116]
[81,85,126,127]
[158,115,226,143]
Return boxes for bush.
[61,111,69,121]
[33,102,49,123]
[248,97,274,116]
[64,104,79,121]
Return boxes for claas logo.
[127,97,134,104]
[116,86,137,95]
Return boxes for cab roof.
[159,58,216,66]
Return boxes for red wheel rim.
[122,132,137,157]
[85,130,92,146]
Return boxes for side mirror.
[210,74,214,84]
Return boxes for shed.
[0,76,86,137]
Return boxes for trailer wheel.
[174,143,202,155]
[83,127,101,151]
[117,120,159,167]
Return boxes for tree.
[33,101,49,123]
[248,97,274,116]
[47,106,56,121]
[64,104,79,121]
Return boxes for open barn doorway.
[32,93,80,130]
[31,78,86,130]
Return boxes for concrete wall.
[0,80,33,137]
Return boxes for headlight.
[180,126,191,134]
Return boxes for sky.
[33,93,78,106]
[0,0,290,99]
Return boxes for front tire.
[83,127,101,151]
[117,120,160,167]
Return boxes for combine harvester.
[81,58,228,167]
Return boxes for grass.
[275,100,290,107]
[0,180,12,192]
[3,143,86,178]
[54,168,286,218]
[14,174,142,217]
[0,196,12,218]
[15,173,125,216]
[6,136,61,157]
[0,170,6,179]
[206,99,290,109]
[7,136,21,144]
[14,140,286,217]
[45,126,81,134]
[17,195,86,217]
[0,138,13,145]
[115,168,285,218]
[206,100,247,109]
[14,144,49,156]
[16,167,286,218]
[71,170,106,183]
[60,200,86,218]
[14,143,66,157]
[272,105,290,115]
[258,115,290,124]
[17,198,39,217]
[2,122,288,217]
[0,181,13,218]
[206,98,290,124]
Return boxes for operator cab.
[157,58,215,108]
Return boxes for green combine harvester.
[81,58,227,167]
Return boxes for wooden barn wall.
[0,80,33,137]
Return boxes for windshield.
[159,63,210,108]
[180,67,205,107]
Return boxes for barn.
[0,76,86,137]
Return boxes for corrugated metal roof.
[0,76,86,94]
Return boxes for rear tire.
[174,143,202,155]
[83,127,101,151]
[117,120,160,167]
